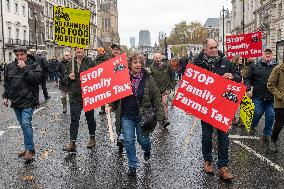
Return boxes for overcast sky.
[117,0,231,47]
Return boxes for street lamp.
[164,33,168,61]
[221,6,229,53]
[33,10,38,51]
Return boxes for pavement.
[0,82,284,189]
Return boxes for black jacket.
[3,57,42,108]
[193,51,242,83]
[35,55,49,77]
[57,59,69,91]
[95,54,109,65]
[246,60,278,101]
[66,56,97,103]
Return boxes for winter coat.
[149,62,176,94]
[57,59,69,91]
[267,63,284,108]
[35,55,49,79]
[193,51,242,83]
[65,56,97,104]
[111,69,165,135]
[95,54,109,65]
[179,57,189,71]
[3,57,42,108]
[246,60,278,101]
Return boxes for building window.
[8,27,12,39]
[23,30,27,41]
[6,0,10,11]
[9,52,13,62]
[16,28,19,39]
[15,3,18,14]
[45,2,48,16]
[22,6,25,17]
[279,3,282,16]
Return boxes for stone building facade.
[96,0,120,51]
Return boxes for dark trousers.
[201,121,229,168]
[41,79,49,99]
[271,108,284,142]
[70,101,96,141]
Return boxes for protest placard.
[53,6,90,49]
[226,31,262,60]
[80,53,132,112]
[172,64,246,132]
[240,93,255,132]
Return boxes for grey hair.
[203,38,218,49]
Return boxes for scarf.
[202,54,221,70]
[131,71,144,96]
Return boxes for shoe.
[269,141,278,153]
[117,140,124,154]
[63,141,76,152]
[163,122,170,128]
[262,135,270,142]
[23,150,35,161]
[204,161,214,174]
[45,96,51,101]
[127,167,136,176]
[18,151,26,158]
[87,137,96,149]
[249,127,256,135]
[218,167,235,180]
[144,151,151,161]
[99,110,106,115]
[63,106,67,114]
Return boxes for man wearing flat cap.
[246,48,278,140]
[2,46,42,161]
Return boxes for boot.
[23,150,35,161]
[63,141,76,152]
[18,151,26,158]
[87,136,96,149]
[61,96,67,114]
[218,167,235,180]
[204,161,214,174]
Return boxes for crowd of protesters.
[2,38,284,181]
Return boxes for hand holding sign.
[173,64,246,132]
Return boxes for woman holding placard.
[111,53,166,176]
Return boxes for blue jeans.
[251,99,275,136]
[14,108,34,151]
[121,116,151,169]
[201,121,229,168]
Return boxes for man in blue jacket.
[2,46,42,161]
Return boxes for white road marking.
[0,131,5,136]
[33,107,46,114]
[233,140,284,172]
[229,135,260,140]
[7,126,21,129]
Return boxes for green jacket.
[150,62,176,94]
[267,63,284,108]
[66,56,97,103]
[95,54,109,65]
[111,69,165,135]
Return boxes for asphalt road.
[0,82,284,189]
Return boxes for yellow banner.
[240,93,255,132]
[53,6,90,49]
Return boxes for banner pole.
[105,104,114,143]
[183,116,198,150]
[71,48,75,75]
